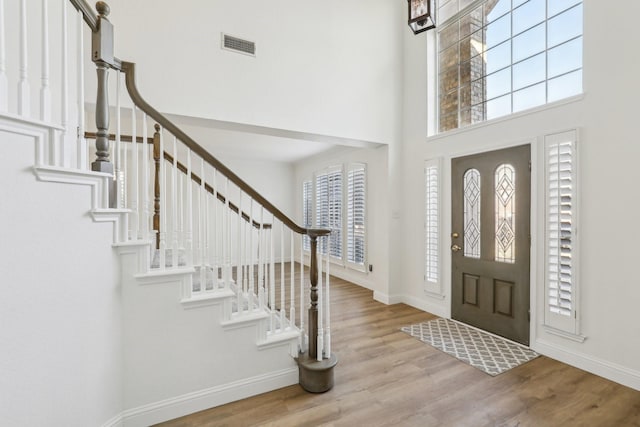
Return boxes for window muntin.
[437,0,583,133]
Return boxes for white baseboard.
[121,367,299,427]
[533,339,640,391]
[101,414,123,427]
[373,291,396,305]
[400,294,448,318]
[373,292,448,318]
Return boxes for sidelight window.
[544,130,580,336]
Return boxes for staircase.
[0,1,336,426]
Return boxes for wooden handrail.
[84,131,271,231]
[84,132,153,145]
[68,0,98,32]
[75,2,335,381]
[121,61,328,238]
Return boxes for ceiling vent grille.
[222,33,256,56]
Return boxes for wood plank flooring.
[157,275,640,426]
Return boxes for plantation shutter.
[347,164,366,266]
[545,131,578,333]
[315,172,329,254]
[327,169,343,259]
[315,167,342,257]
[303,180,312,251]
[424,161,439,284]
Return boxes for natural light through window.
[437,0,583,132]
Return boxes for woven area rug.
[401,318,538,376]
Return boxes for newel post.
[91,1,116,206]
[297,230,337,393]
[308,235,320,358]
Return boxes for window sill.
[426,94,584,143]
[302,251,368,274]
[542,324,586,343]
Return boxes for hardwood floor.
[157,275,640,427]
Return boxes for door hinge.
[528,160,531,171]
[528,309,531,322]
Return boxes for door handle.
[451,244,462,252]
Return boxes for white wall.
[294,145,389,295]
[103,0,403,145]
[398,1,640,389]
[0,131,123,425]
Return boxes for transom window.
[437,0,583,132]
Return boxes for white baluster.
[178,171,184,263]
[200,158,206,289]
[40,0,51,122]
[159,127,166,270]
[224,178,231,290]
[211,169,218,286]
[206,183,212,291]
[249,198,255,310]
[0,0,7,112]
[18,0,29,117]
[114,72,121,207]
[237,192,243,310]
[290,229,295,329]
[59,0,68,166]
[258,208,264,310]
[76,9,86,169]
[270,219,276,333]
[122,100,128,213]
[185,148,193,266]
[325,243,331,357]
[280,221,285,329]
[141,113,149,242]
[317,242,324,361]
[130,107,138,240]
[172,136,178,268]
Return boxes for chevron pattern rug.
[401,318,538,376]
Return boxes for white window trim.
[542,129,584,341]
[434,0,584,135]
[424,158,444,299]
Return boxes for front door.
[451,145,531,345]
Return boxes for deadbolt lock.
[452,232,459,238]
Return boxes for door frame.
[438,138,540,347]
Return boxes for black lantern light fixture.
[407,0,435,34]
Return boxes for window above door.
[436,0,583,133]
